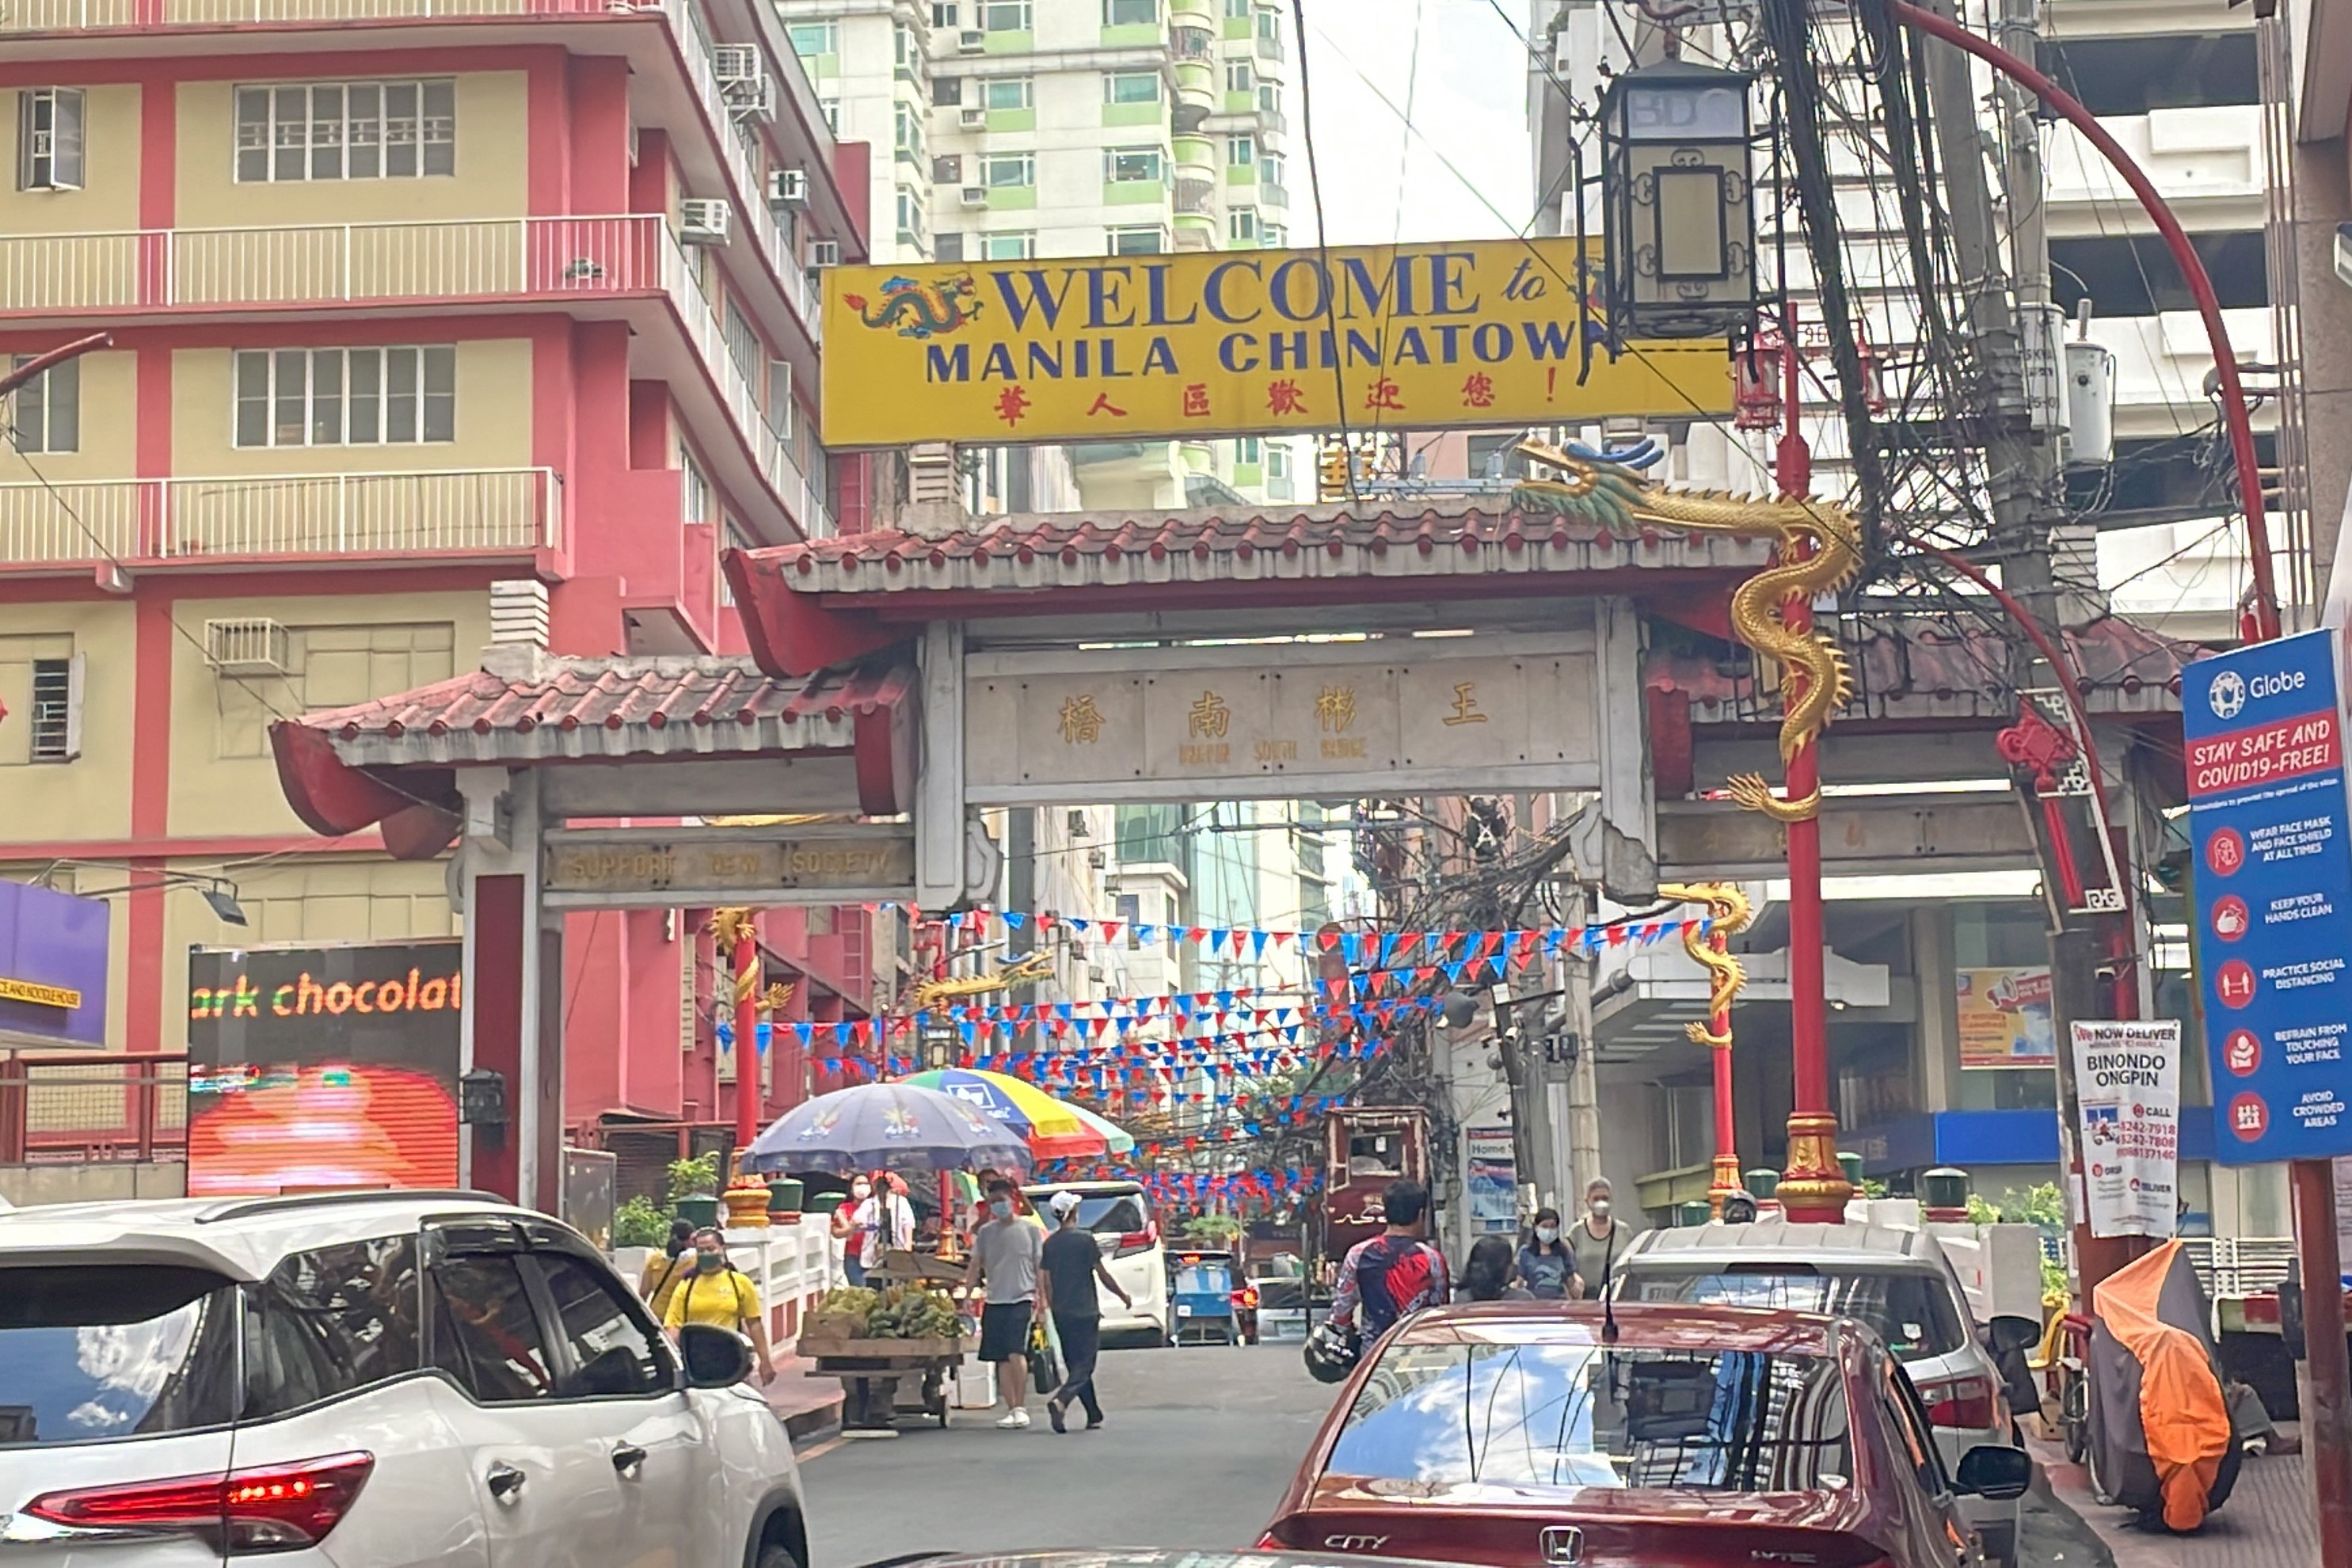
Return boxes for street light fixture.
[1599,60,1757,343]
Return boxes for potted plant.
[668,1153,723,1229]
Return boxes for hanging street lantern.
[1599,59,1758,344]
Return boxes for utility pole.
[1560,881,1601,1205]
[1919,0,2141,1297]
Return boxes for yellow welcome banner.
[820,238,1734,448]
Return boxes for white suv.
[0,1191,809,1568]
[1021,1181,1170,1343]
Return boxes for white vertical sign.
[2070,1021,2182,1239]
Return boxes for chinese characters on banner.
[1956,966,2057,1069]
[2183,629,2352,1163]
[820,238,1734,447]
[2068,1021,2180,1239]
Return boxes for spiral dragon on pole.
[1513,431,1863,1221]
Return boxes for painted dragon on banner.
[1510,438,1863,823]
[843,274,983,340]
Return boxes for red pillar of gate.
[1772,340,1851,1223]
[732,914,762,1167]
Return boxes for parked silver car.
[1612,1218,2036,1568]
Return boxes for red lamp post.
[1768,334,1852,1223]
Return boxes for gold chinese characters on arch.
[820,238,1733,447]
[964,646,1602,805]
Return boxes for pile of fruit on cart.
[808,1284,959,1342]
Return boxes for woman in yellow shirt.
[664,1228,777,1384]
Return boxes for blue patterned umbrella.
[742,1081,1031,1177]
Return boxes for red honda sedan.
[1262,1301,2030,1568]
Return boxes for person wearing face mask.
[1569,1178,1635,1300]
[832,1175,874,1286]
[663,1229,777,1384]
[638,1218,698,1319]
[965,1178,1047,1429]
[1513,1208,1579,1300]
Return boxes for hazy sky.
[1289,0,1536,246]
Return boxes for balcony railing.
[0,468,560,569]
[0,1054,186,1168]
[0,215,829,535]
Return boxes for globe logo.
[2209,671,2247,721]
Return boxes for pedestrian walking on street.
[1569,1178,1636,1300]
[1040,1189,1129,1432]
[639,1217,698,1319]
[1460,1234,1535,1302]
[832,1174,873,1286]
[663,1228,778,1384]
[965,1177,1047,1428]
[1514,1208,1578,1300]
[1328,1179,1451,1339]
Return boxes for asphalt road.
[801,1341,1339,1567]
[797,1339,2115,1568]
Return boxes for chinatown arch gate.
[267,451,2046,1216]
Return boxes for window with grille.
[1227,134,1254,166]
[234,80,455,183]
[1227,207,1258,242]
[234,347,455,447]
[8,354,78,454]
[681,449,714,524]
[29,658,73,762]
[1225,62,1253,93]
[724,303,761,382]
[17,89,84,192]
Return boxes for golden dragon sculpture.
[908,950,1055,1011]
[1512,440,1863,822]
[1656,882,1753,1049]
[708,908,796,1015]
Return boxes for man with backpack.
[1327,1179,1451,1340]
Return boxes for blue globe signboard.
[2183,628,2352,1163]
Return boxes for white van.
[1022,1180,1171,1343]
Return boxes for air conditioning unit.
[712,48,774,120]
[959,185,987,207]
[808,238,842,267]
[1067,810,1092,837]
[205,618,291,676]
[959,105,985,128]
[679,199,732,244]
[768,168,809,205]
[1087,849,1109,871]
[957,28,985,51]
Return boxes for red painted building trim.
[467,873,527,1203]
[137,77,175,230]
[0,44,565,92]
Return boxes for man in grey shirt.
[965,1178,1047,1428]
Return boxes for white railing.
[0,468,558,568]
[0,479,143,566]
[0,215,825,534]
[5,0,622,31]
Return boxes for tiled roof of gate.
[1648,615,2190,724]
[737,503,1772,599]
[295,654,911,767]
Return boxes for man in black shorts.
[965,1177,1046,1429]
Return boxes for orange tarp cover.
[2093,1239,2233,1530]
